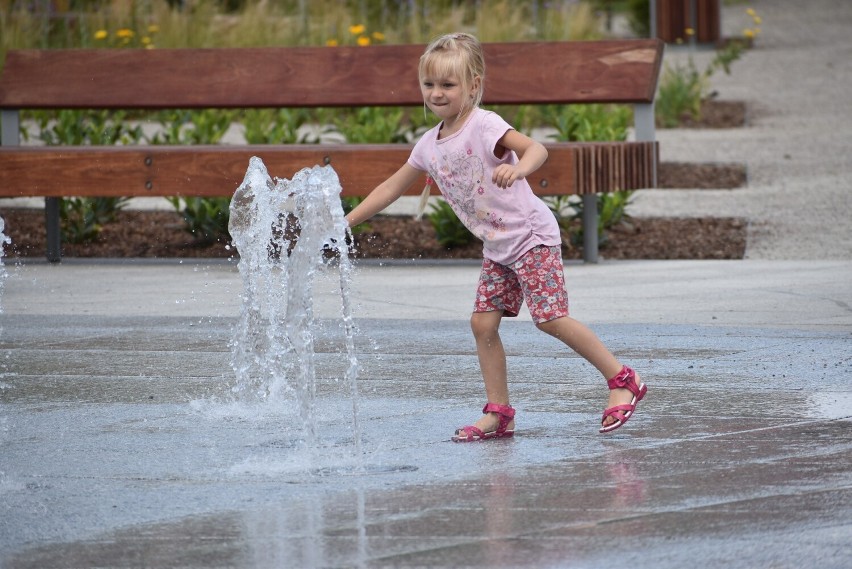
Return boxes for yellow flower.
[349,24,365,35]
[357,36,370,46]
[116,28,135,39]
[371,31,385,42]
[326,39,339,47]
[685,27,695,36]
[145,44,155,50]
[743,28,755,39]
[142,36,151,45]
[746,8,756,17]
[753,16,762,25]
[94,30,108,40]
[147,24,159,34]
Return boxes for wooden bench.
[0,40,663,263]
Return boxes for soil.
[0,208,747,262]
[658,161,747,189]
[0,99,749,262]
[672,99,748,129]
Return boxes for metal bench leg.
[582,193,598,264]
[45,198,62,263]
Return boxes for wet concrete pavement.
[1,258,850,568]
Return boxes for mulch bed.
[678,99,748,129]
[658,162,747,189]
[0,208,747,261]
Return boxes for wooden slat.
[0,40,663,109]
[0,142,656,198]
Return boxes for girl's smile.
[421,74,478,132]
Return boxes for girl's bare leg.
[464,310,515,434]
[536,316,637,428]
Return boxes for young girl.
[344,33,647,440]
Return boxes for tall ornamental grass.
[1,0,604,62]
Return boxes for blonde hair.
[414,33,486,220]
[418,32,486,114]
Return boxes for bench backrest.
[0,40,663,109]
[0,40,662,199]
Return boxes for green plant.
[242,108,318,144]
[58,198,102,244]
[656,41,745,128]
[58,197,130,244]
[333,107,405,143]
[541,103,631,142]
[427,199,474,248]
[624,0,651,38]
[539,103,633,245]
[27,109,143,146]
[656,60,703,128]
[145,109,234,145]
[167,196,232,244]
[547,191,634,247]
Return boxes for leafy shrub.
[538,103,632,246]
[28,109,143,146]
[56,200,99,244]
[546,191,634,247]
[57,196,129,244]
[541,103,631,143]
[427,199,474,248]
[167,196,232,244]
[656,41,744,127]
[334,107,405,144]
[242,108,320,144]
[145,109,234,145]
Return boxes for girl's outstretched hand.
[492,164,525,188]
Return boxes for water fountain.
[0,216,10,490]
[0,216,9,305]
[227,158,361,454]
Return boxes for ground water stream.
[227,158,365,468]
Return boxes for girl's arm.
[492,129,548,189]
[345,163,423,228]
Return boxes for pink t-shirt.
[408,108,561,265]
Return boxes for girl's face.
[420,73,479,125]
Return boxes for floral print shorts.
[474,245,569,324]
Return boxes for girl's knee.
[535,320,555,336]
[471,312,501,340]
[536,316,569,338]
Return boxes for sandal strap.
[482,402,515,435]
[482,402,515,419]
[601,403,635,423]
[606,366,640,396]
[457,425,485,440]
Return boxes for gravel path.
[633,0,852,259]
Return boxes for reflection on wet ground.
[1,316,850,567]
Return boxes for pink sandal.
[599,366,647,433]
[452,403,516,442]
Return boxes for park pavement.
[0,257,850,568]
[2,0,852,566]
